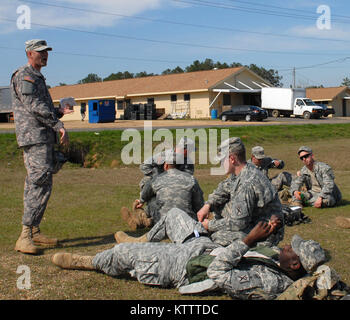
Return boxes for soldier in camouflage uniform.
[11,40,71,254]
[197,138,284,247]
[136,137,195,224]
[290,146,342,208]
[51,218,326,300]
[248,146,292,191]
[115,151,204,243]
[207,222,327,299]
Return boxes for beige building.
[306,86,350,117]
[49,67,272,121]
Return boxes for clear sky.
[0,0,349,88]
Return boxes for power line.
[173,0,350,24]
[0,17,345,57]
[15,0,350,44]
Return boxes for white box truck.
[261,87,324,119]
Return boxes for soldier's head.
[215,137,246,174]
[25,39,52,71]
[164,150,180,171]
[297,146,314,169]
[279,235,326,280]
[176,137,195,157]
[251,146,265,166]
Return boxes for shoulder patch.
[23,76,35,83]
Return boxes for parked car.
[319,104,335,117]
[220,105,268,122]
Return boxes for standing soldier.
[11,39,71,254]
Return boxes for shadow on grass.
[337,199,350,208]
[52,233,116,249]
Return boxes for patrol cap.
[164,150,182,165]
[252,146,265,159]
[25,39,52,52]
[214,137,245,162]
[177,137,195,151]
[291,235,326,273]
[297,146,312,155]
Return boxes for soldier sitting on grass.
[290,146,342,208]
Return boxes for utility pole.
[293,67,296,88]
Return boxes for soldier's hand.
[314,197,323,208]
[134,199,144,209]
[197,204,210,222]
[269,215,282,232]
[243,221,274,247]
[201,219,209,230]
[59,128,69,146]
[294,191,301,200]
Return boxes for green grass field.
[0,124,349,299]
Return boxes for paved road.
[1,116,350,133]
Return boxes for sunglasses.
[299,153,311,160]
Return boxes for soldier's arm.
[207,240,249,286]
[191,179,205,214]
[17,74,63,132]
[319,165,336,198]
[139,179,156,203]
[205,177,232,214]
[290,172,305,196]
[207,185,256,232]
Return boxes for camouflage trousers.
[139,176,161,223]
[22,143,54,227]
[147,207,208,243]
[292,190,338,207]
[270,172,292,192]
[92,237,217,288]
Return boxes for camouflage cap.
[214,137,245,161]
[297,146,312,155]
[291,235,326,273]
[252,146,265,159]
[164,150,182,165]
[25,39,52,52]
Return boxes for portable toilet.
[88,99,116,123]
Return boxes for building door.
[343,99,347,116]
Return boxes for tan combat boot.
[120,207,153,231]
[32,226,58,246]
[14,225,41,254]
[335,217,350,229]
[51,253,95,270]
[114,231,148,244]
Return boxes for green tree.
[247,64,283,87]
[162,66,184,75]
[134,71,156,78]
[78,73,102,84]
[341,77,350,86]
[103,71,134,81]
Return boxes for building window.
[223,94,231,105]
[184,93,190,101]
[117,100,124,110]
[171,94,177,102]
[147,98,154,105]
[125,99,131,107]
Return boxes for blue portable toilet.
[211,109,218,119]
[88,99,116,123]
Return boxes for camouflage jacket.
[207,240,293,299]
[290,161,342,202]
[207,163,283,234]
[139,151,194,178]
[10,64,64,147]
[140,168,204,219]
[247,157,285,177]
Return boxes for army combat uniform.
[290,161,342,207]
[11,63,64,227]
[140,161,197,223]
[93,208,219,288]
[206,163,284,247]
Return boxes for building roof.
[306,86,349,101]
[49,67,244,102]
